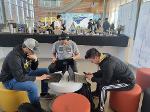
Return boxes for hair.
[85,48,101,59]
[18,103,38,112]
[105,18,108,20]
[59,32,69,40]
[22,43,26,48]
[57,15,61,19]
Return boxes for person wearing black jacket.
[88,19,93,33]
[103,18,110,33]
[85,48,135,112]
[0,38,50,112]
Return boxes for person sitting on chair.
[48,32,80,74]
[84,48,135,112]
[0,38,52,112]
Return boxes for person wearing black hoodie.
[85,48,135,112]
[0,38,51,112]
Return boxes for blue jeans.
[3,68,49,104]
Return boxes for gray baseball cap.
[23,38,39,53]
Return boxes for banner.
[40,17,57,23]
[62,13,101,30]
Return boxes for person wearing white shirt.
[54,15,62,30]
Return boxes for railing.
[39,0,82,13]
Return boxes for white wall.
[0,47,13,59]
[0,43,127,61]
[28,43,127,61]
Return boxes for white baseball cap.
[23,38,39,53]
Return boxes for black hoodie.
[91,54,135,85]
[0,45,38,82]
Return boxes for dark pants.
[76,83,95,112]
[48,59,78,73]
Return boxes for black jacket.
[0,45,38,82]
[103,21,110,32]
[91,54,135,85]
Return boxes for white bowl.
[49,82,83,93]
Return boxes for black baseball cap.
[59,33,69,40]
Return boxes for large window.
[0,0,4,24]
[4,0,12,20]
[3,0,34,24]
[40,0,62,8]
[11,4,18,22]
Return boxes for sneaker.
[40,93,56,100]
[94,107,104,112]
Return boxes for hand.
[72,56,75,60]
[36,74,51,80]
[27,54,38,61]
[52,58,57,63]
[85,73,93,80]
[85,72,93,76]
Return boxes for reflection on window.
[4,2,12,20]
[40,0,62,8]
[11,4,17,22]
[3,0,34,24]
[0,0,4,23]
[18,6,24,24]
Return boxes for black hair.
[22,44,26,48]
[85,48,101,59]
[57,15,61,19]
[105,18,108,20]
[18,103,38,112]
[59,32,69,40]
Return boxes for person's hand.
[27,54,38,61]
[72,53,80,60]
[36,74,51,80]
[85,73,93,80]
[72,56,75,60]
[52,57,57,63]
[85,72,93,76]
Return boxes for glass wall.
[3,0,34,26]
[107,0,135,26]
[40,0,62,8]
[0,0,4,24]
